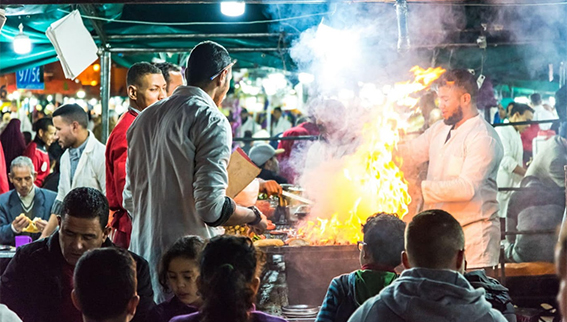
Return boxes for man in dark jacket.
[0,156,55,245]
[0,187,155,322]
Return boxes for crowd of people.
[0,40,565,322]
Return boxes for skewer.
[281,191,315,205]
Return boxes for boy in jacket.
[316,213,405,322]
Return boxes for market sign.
[16,66,44,90]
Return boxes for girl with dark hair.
[171,235,286,322]
[149,236,205,322]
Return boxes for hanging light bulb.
[221,2,245,17]
[13,23,31,55]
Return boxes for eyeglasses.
[357,241,367,251]
[209,59,237,81]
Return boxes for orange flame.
[297,66,445,245]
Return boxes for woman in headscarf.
[0,119,27,186]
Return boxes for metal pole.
[108,47,283,53]
[100,49,111,144]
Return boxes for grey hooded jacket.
[347,268,507,322]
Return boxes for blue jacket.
[0,188,56,245]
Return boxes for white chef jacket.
[532,104,558,131]
[272,117,292,136]
[124,86,231,301]
[495,121,523,218]
[400,114,504,268]
[237,117,260,138]
[56,131,106,202]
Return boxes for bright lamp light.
[13,23,31,55]
[221,2,245,17]
[77,90,86,99]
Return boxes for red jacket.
[0,141,8,194]
[23,140,50,187]
[105,109,138,248]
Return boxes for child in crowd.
[315,213,406,322]
[148,236,205,322]
[171,235,287,322]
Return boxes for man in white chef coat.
[495,103,533,218]
[399,69,504,273]
[124,41,268,300]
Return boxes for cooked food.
[253,239,284,247]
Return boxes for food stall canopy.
[0,1,566,91]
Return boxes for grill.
[260,244,360,307]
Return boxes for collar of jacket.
[171,85,217,108]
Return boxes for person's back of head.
[198,235,262,322]
[72,248,139,322]
[403,209,465,272]
[186,41,232,87]
[52,104,88,130]
[531,93,542,106]
[361,213,406,269]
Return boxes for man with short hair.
[399,69,504,272]
[72,248,140,322]
[124,41,268,301]
[348,209,507,322]
[317,213,405,322]
[154,62,184,97]
[237,108,260,138]
[106,62,166,248]
[0,187,154,322]
[495,103,534,217]
[41,104,106,238]
[271,107,292,136]
[249,143,288,184]
[0,156,55,245]
[23,117,56,186]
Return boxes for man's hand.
[259,179,282,196]
[33,219,49,232]
[12,215,30,233]
[249,212,268,235]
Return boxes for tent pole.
[100,49,111,144]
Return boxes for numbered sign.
[16,66,44,90]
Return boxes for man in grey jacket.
[348,209,507,322]
[124,41,268,301]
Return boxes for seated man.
[249,143,288,184]
[348,209,507,322]
[0,156,54,245]
[0,187,155,322]
[505,176,565,263]
[72,248,140,322]
[316,213,405,322]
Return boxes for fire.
[297,66,445,245]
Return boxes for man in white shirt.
[495,103,534,218]
[399,69,504,272]
[40,104,106,238]
[530,93,557,131]
[271,107,292,136]
[237,108,260,138]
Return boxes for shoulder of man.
[347,294,394,322]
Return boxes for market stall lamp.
[221,2,245,17]
[13,23,31,55]
[77,90,86,99]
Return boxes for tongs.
[281,191,315,205]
